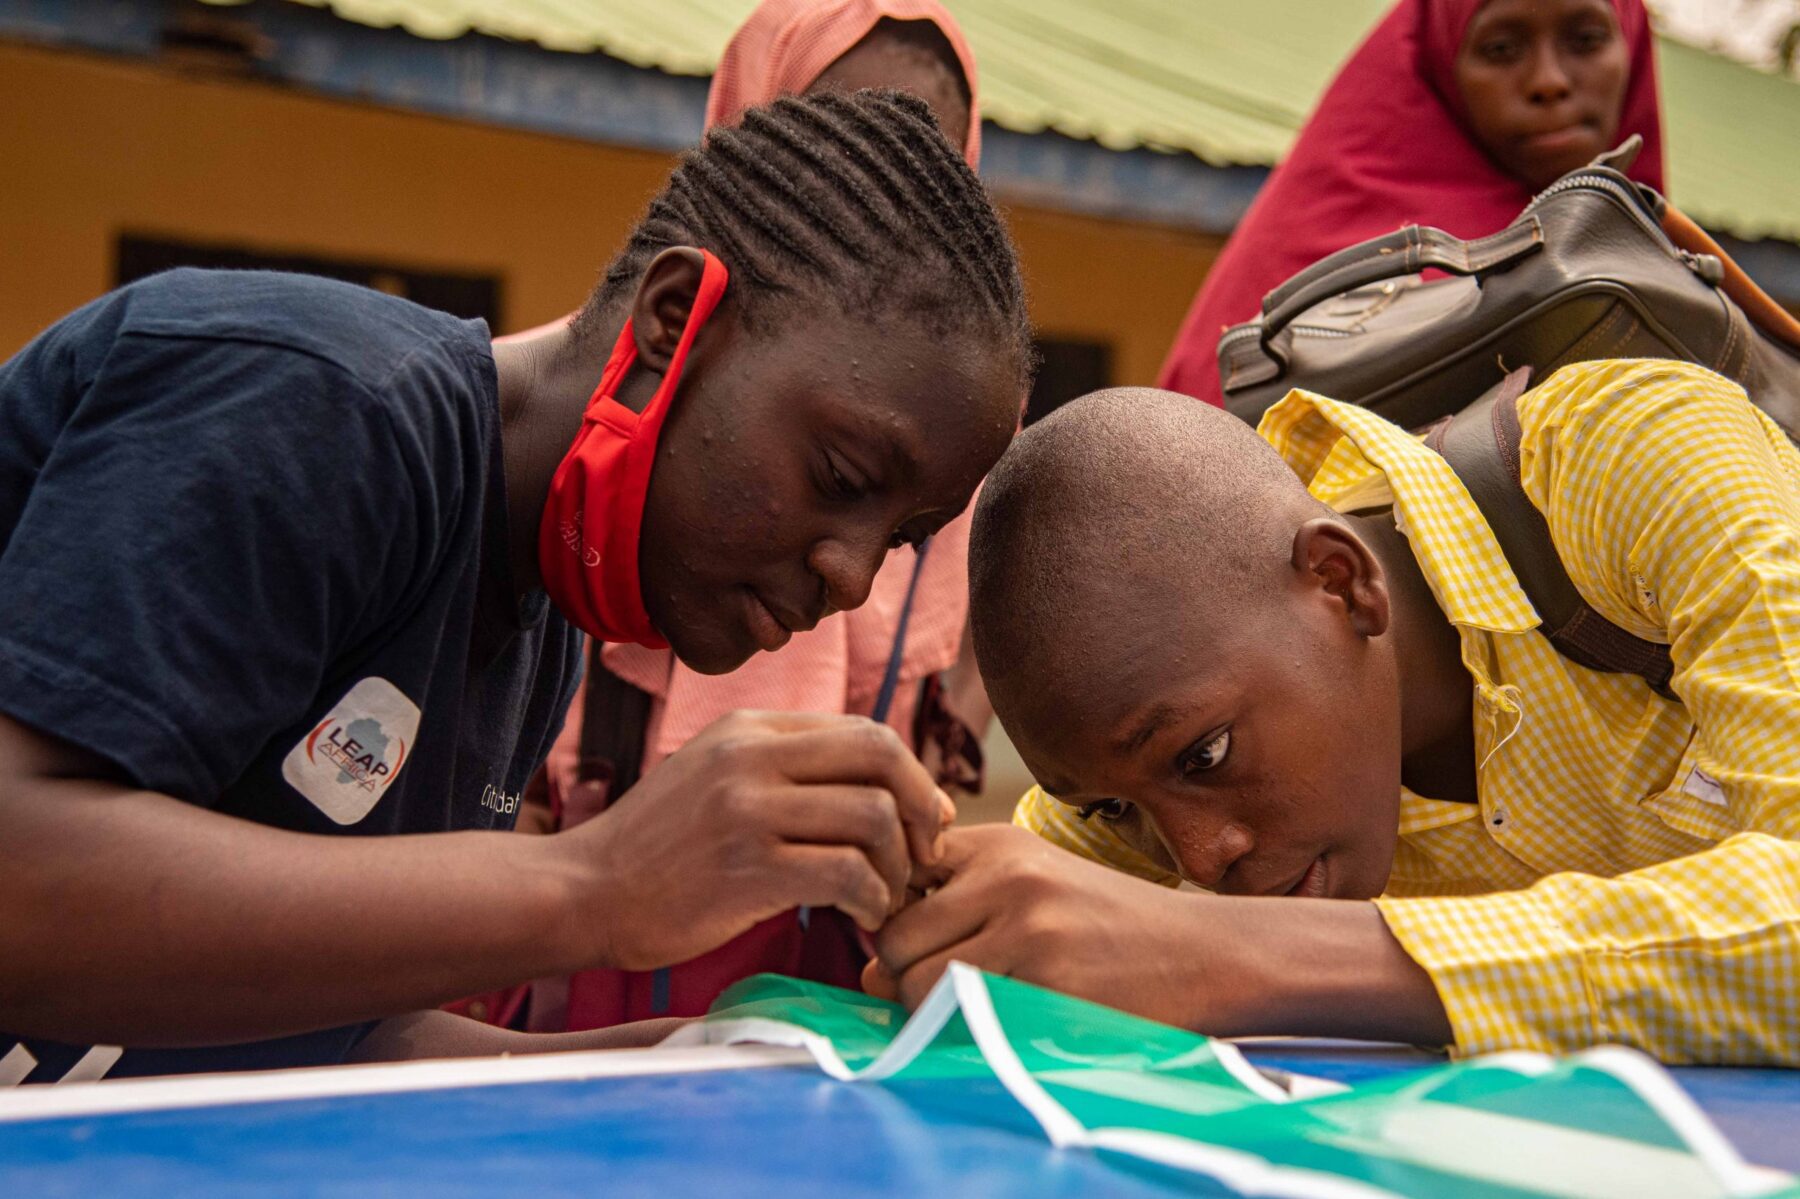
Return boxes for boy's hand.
[863,824,1451,1045]
[862,824,1217,1028]
[565,710,954,972]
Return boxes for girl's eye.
[1181,729,1231,776]
[889,529,926,550]
[1566,25,1611,54]
[820,453,864,502]
[1076,799,1128,823]
[1478,37,1523,64]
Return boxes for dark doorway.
[1025,337,1112,426]
[116,235,502,324]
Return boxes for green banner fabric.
[663,963,1793,1199]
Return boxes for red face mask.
[538,252,730,646]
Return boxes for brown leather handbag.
[1215,139,1800,695]
[1217,139,1800,441]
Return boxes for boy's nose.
[1161,810,1256,892]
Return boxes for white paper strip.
[0,1045,38,1088]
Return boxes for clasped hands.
[570,710,1443,1043]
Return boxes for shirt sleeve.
[1375,359,1800,1064]
[0,326,433,802]
[1013,785,1181,886]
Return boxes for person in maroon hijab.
[1159,0,1666,407]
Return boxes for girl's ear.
[1290,517,1391,639]
[628,247,709,373]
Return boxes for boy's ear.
[628,247,709,373]
[1290,517,1391,639]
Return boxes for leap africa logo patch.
[282,677,422,825]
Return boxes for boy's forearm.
[0,779,606,1048]
[1190,896,1453,1046]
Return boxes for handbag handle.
[1257,220,1544,366]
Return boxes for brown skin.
[0,708,953,1048]
[637,281,1008,674]
[807,22,972,152]
[496,247,1015,676]
[865,825,1445,1043]
[0,247,1013,1056]
[868,512,1477,1045]
[806,29,995,766]
[1455,0,1630,191]
[507,26,989,862]
[1003,527,1408,904]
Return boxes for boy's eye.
[1076,798,1128,823]
[1180,729,1231,777]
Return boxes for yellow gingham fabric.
[1015,359,1800,1064]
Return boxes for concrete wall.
[0,41,1221,389]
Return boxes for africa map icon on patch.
[282,677,421,825]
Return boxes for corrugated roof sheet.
[1657,37,1800,242]
[253,0,1800,240]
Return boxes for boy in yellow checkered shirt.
[865,358,1800,1065]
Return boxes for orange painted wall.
[1,40,1219,383]
[1006,204,1221,386]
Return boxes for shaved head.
[966,387,1411,903]
[969,388,1324,722]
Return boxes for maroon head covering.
[1158,0,1664,406]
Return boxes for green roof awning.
[258,0,1800,241]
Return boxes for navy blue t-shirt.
[0,269,581,1083]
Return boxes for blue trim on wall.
[0,0,1260,233]
[0,0,162,54]
[983,127,1265,234]
[249,3,713,153]
[1,0,710,149]
[6,0,1800,299]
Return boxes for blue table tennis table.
[1,1039,1794,1196]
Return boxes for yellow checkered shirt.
[1015,359,1800,1064]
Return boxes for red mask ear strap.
[588,249,731,424]
[537,250,733,649]
[661,251,731,389]
[619,250,730,489]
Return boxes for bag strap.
[576,641,652,796]
[1660,204,1800,355]
[1424,367,1676,699]
[579,535,934,801]
[870,538,932,725]
[796,539,932,935]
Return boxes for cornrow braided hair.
[577,89,1034,391]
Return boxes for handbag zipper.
[1522,171,1723,283]
[1223,171,1701,371]
[1218,323,1262,351]
[1524,171,1677,255]
[1221,319,1378,349]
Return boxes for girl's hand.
[564,710,954,972]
